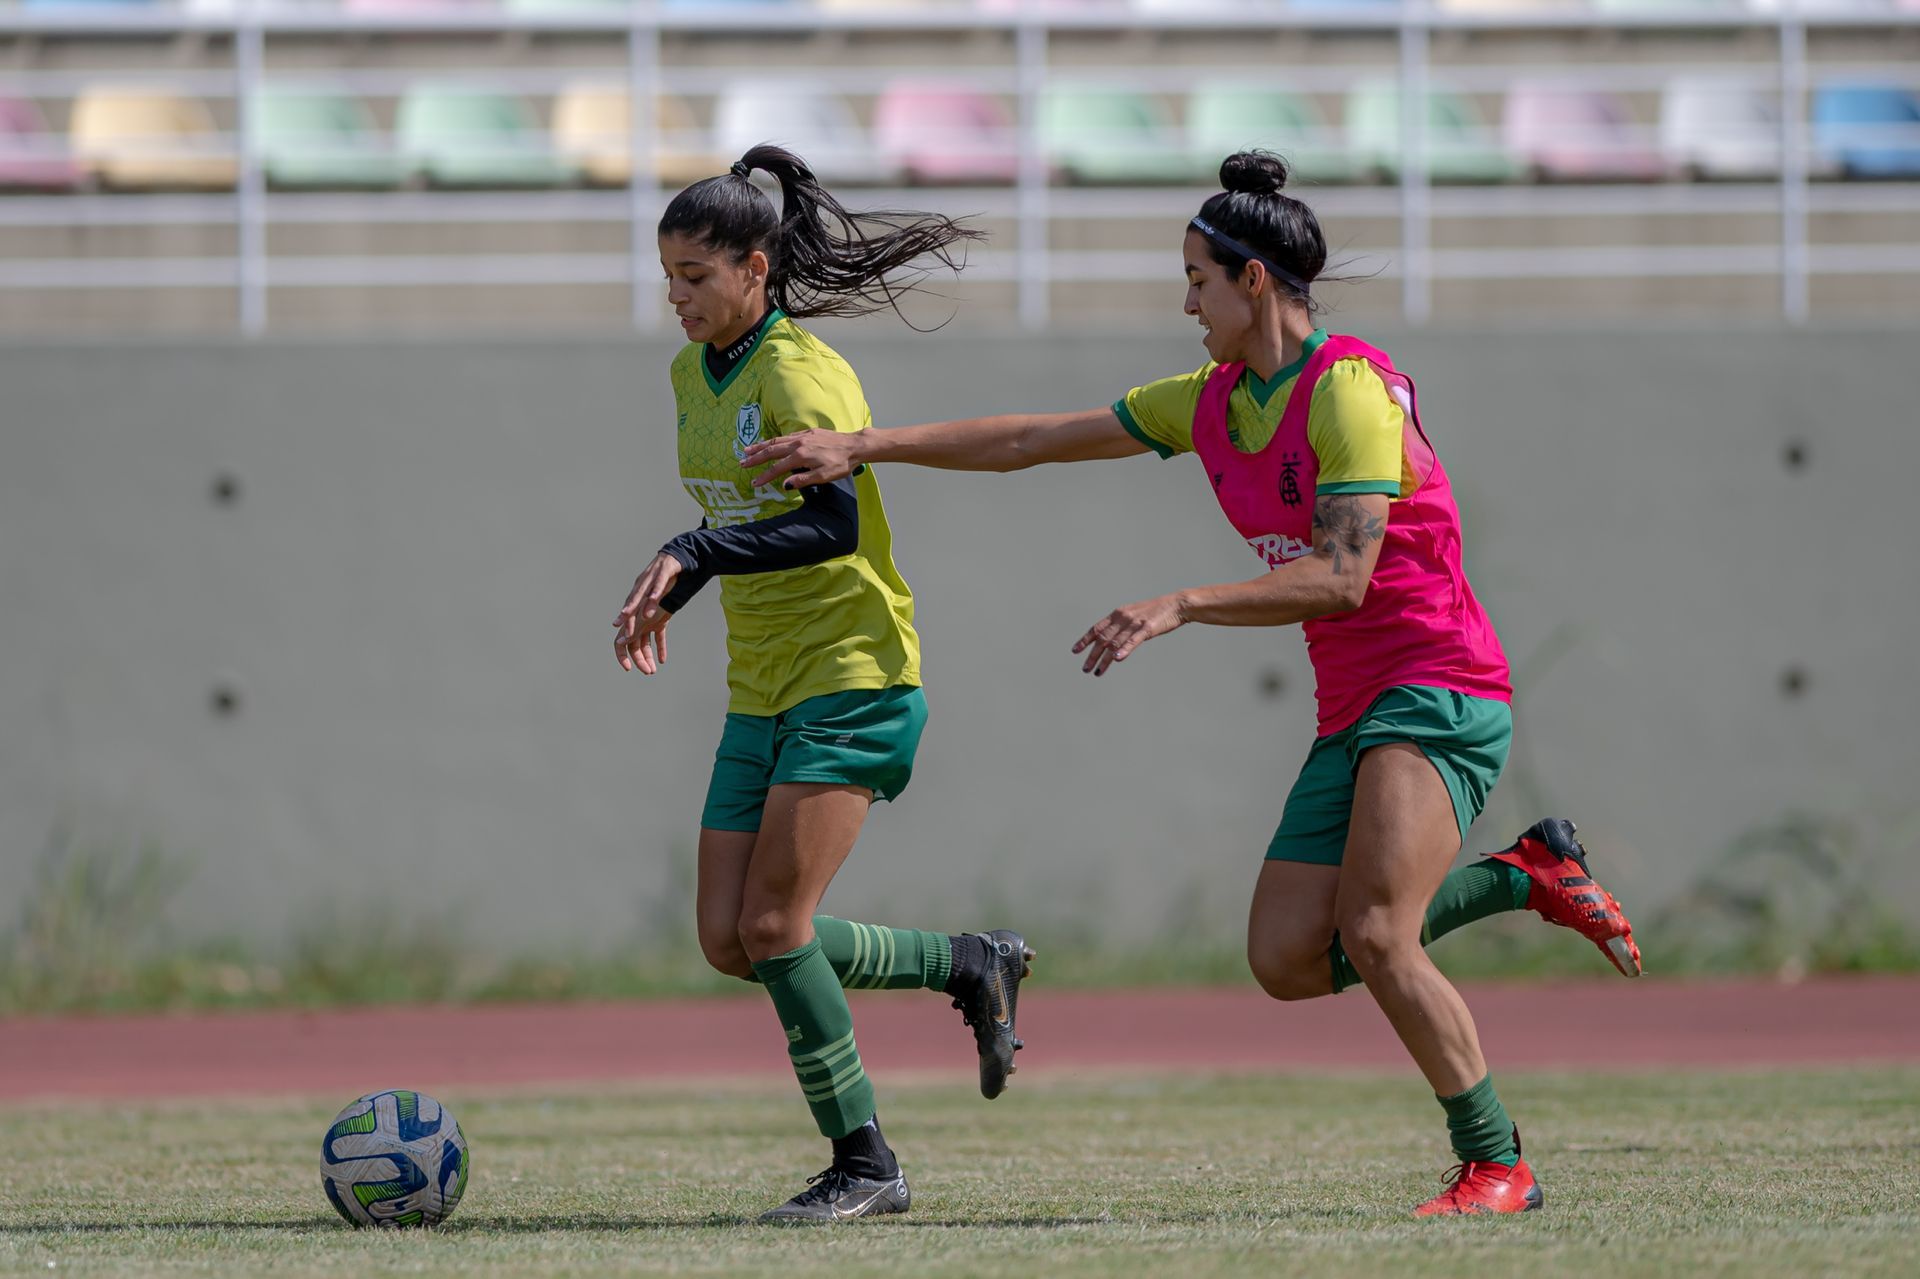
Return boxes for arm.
[741,407,1147,489]
[1072,493,1390,676]
[615,479,858,674]
[657,478,858,611]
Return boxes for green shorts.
[701,685,928,833]
[1266,684,1512,866]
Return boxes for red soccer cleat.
[1488,818,1642,978]
[1414,1128,1545,1217]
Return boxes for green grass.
[2,1069,1916,1278]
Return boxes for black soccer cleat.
[951,929,1034,1100]
[758,1166,912,1224]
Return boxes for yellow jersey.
[1113,329,1411,498]
[670,313,920,716]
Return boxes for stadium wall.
[3,327,1915,950]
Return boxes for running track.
[3,977,1916,1103]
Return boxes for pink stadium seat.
[0,96,83,191]
[1502,83,1664,181]
[874,84,1016,184]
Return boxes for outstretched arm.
[740,407,1148,489]
[1072,492,1390,676]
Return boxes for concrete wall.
[4,325,1917,951]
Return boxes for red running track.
[3,976,1916,1104]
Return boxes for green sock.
[1329,861,1531,993]
[1437,1073,1519,1165]
[813,916,955,992]
[751,938,876,1139]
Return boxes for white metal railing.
[2,2,1919,332]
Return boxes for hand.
[614,553,682,674]
[1072,594,1188,676]
[741,429,861,490]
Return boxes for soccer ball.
[320,1089,469,1228]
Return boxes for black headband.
[1190,215,1311,296]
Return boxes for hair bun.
[1219,150,1289,196]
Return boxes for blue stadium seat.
[1813,85,1920,179]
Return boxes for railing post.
[1779,2,1811,325]
[1399,0,1432,325]
[234,1,266,336]
[1015,12,1049,331]
[628,14,662,332]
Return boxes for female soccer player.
[613,144,1032,1224]
[743,150,1641,1217]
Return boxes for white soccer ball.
[320,1089,469,1228]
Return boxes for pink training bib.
[1192,335,1511,735]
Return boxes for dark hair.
[657,143,984,323]
[1193,150,1328,308]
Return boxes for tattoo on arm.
[1311,494,1387,576]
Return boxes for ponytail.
[658,143,984,323]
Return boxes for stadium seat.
[873,83,1017,185]
[816,0,948,10]
[1041,88,1189,184]
[1435,1,1582,12]
[342,0,487,13]
[397,85,576,188]
[551,87,719,187]
[713,84,894,185]
[662,0,802,9]
[1746,1,1900,12]
[975,0,1126,11]
[1592,0,1744,11]
[1660,78,1779,180]
[69,88,239,191]
[256,88,407,190]
[0,96,84,192]
[1813,85,1920,179]
[503,0,632,12]
[1344,83,1517,182]
[1502,84,1664,181]
[1186,85,1353,184]
[1130,0,1251,13]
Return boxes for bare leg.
[737,782,873,964]
[695,827,757,979]
[1335,743,1488,1096]
[1245,860,1342,1001]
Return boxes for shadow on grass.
[1,1212,1128,1236]
[450,1213,1120,1232]
[0,1217,342,1234]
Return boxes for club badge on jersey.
[732,403,764,461]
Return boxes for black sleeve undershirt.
[656,474,860,614]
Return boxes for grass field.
[2,1068,1915,1279]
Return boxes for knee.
[696,918,754,981]
[735,906,810,965]
[1335,906,1421,979]
[1247,937,1334,1002]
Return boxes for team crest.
[732,403,763,460]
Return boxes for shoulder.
[1311,353,1397,404]
[1134,362,1217,406]
[760,320,864,406]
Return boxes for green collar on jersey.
[1243,328,1327,408]
[700,308,786,398]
